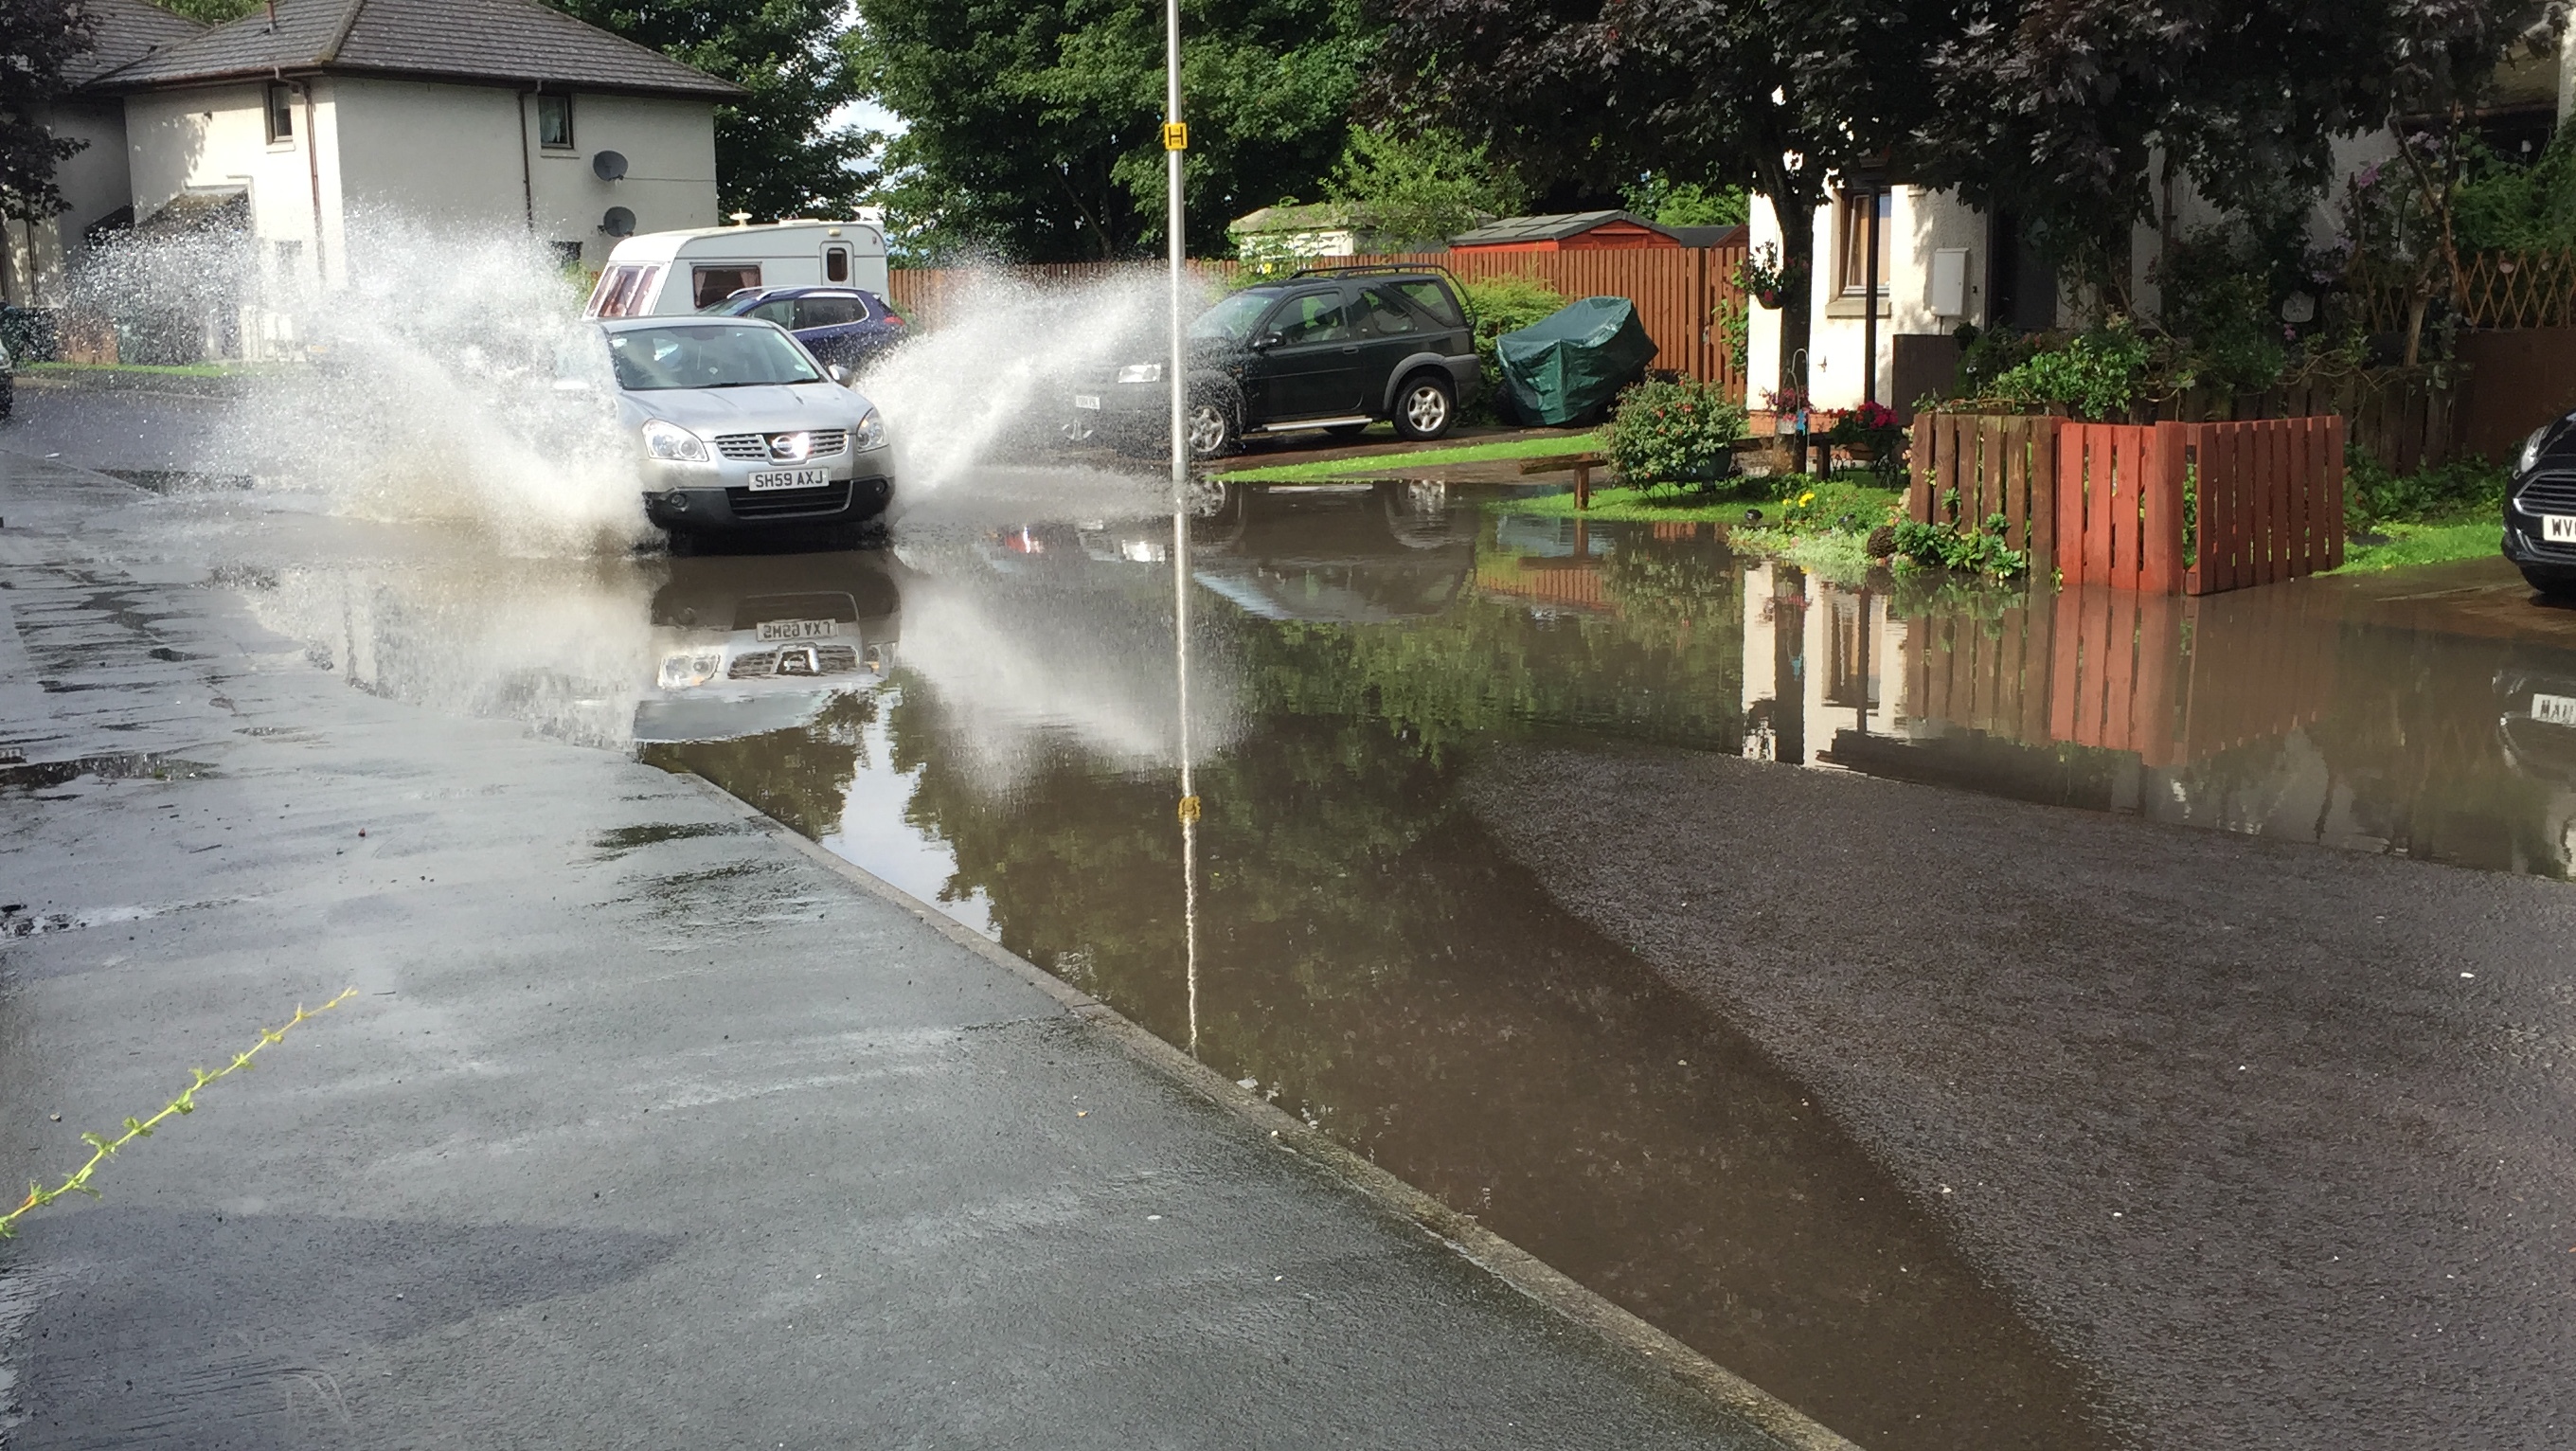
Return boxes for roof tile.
[84,0,740,98]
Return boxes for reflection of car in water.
[2496,649,2576,781]
[1181,482,1476,622]
[635,550,903,743]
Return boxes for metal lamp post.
[1162,0,1202,1056]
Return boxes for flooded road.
[20,392,2576,1446]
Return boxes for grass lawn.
[24,360,245,379]
[2324,519,2500,575]
[1486,477,1905,525]
[1218,430,1602,482]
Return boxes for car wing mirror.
[827,364,851,385]
[1256,331,1285,350]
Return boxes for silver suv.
[592,316,894,552]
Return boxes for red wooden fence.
[2183,417,2346,592]
[1911,413,2346,596]
[1906,414,2057,560]
[887,246,1751,392]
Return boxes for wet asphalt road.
[0,449,1803,1442]
[1470,744,2576,1449]
[11,376,2576,1447]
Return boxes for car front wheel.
[1186,400,1239,458]
[1394,373,1456,440]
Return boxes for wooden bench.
[1518,439,1786,509]
[1516,452,1607,509]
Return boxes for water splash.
[74,217,641,555]
[852,266,1207,496]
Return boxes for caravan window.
[586,264,662,319]
[692,265,762,309]
[825,246,850,283]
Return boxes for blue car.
[700,286,909,371]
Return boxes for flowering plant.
[1734,242,1801,310]
[1606,378,1749,490]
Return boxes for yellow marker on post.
[1177,795,1201,823]
[1162,122,1189,152]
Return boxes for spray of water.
[75,215,640,554]
[852,266,1213,496]
[67,224,1209,548]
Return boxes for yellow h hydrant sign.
[1162,122,1189,152]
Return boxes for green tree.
[1319,124,1525,248]
[1622,174,1749,228]
[1,0,91,223]
[855,0,1372,260]
[152,0,257,20]
[543,0,876,221]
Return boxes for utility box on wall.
[1929,248,1970,319]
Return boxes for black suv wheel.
[1393,371,1456,440]
[1187,398,1239,457]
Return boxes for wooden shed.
[1448,211,1683,253]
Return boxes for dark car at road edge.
[1075,265,1480,457]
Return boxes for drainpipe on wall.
[1862,186,1881,408]
[298,78,324,282]
[518,88,536,233]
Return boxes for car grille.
[713,429,850,462]
[726,643,864,679]
[726,481,851,518]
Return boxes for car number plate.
[746,468,827,492]
[2532,691,2576,726]
[2545,514,2576,543]
[757,618,839,643]
[1073,394,1101,410]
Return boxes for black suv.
[1075,265,1478,457]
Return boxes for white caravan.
[584,221,893,318]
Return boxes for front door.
[1251,289,1364,421]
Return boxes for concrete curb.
[670,769,1861,1451]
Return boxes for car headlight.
[852,405,886,450]
[1117,363,1163,385]
[642,419,710,462]
[2519,425,2550,475]
[658,651,723,690]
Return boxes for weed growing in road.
[1,988,357,1237]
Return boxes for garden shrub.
[1984,318,2153,421]
[1606,377,1748,488]
[2343,448,2509,531]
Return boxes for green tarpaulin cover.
[1496,296,1658,425]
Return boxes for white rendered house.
[1,0,734,330]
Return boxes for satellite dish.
[592,151,628,182]
[599,206,635,237]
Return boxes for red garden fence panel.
[1908,412,2345,597]
[886,246,1752,393]
[1905,412,2057,561]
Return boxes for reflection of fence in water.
[1905,585,2341,767]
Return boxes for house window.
[537,93,574,151]
[551,241,585,269]
[1835,189,1893,296]
[264,83,295,144]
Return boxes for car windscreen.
[608,324,822,390]
[1190,290,1274,342]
